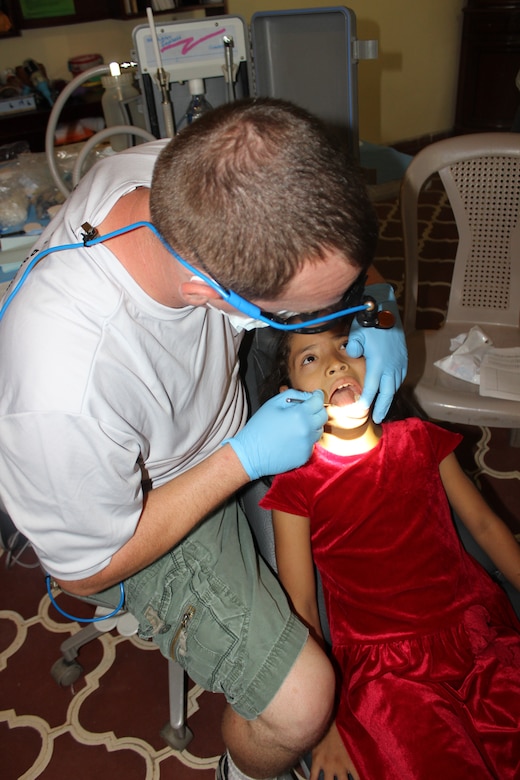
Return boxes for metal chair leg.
[160,657,193,750]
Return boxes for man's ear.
[179,279,222,307]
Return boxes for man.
[0,99,406,780]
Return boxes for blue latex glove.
[346,283,408,423]
[226,389,327,480]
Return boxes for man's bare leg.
[221,637,335,779]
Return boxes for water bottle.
[101,66,146,152]
[179,79,213,129]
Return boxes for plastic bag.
[0,151,65,234]
[434,325,493,384]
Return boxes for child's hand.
[309,721,359,780]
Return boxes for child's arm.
[439,453,520,591]
[272,509,322,641]
[273,510,360,780]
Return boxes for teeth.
[330,383,361,404]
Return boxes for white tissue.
[434,325,493,384]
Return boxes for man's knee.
[262,636,335,749]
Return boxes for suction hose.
[45,64,156,197]
[71,125,157,188]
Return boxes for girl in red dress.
[260,320,520,780]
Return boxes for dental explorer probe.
[286,397,331,407]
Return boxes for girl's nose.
[327,360,348,376]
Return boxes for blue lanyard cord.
[0,220,370,330]
[101,221,371,329]
[87,219,239,304]
[45,575,125,623]
[0,243,76,322]
[0,225,145,323]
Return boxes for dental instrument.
[146,6,175,138]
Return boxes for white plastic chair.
[400,132,520,444]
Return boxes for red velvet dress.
[261,418,520,780]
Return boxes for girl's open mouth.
[329,380,362,407]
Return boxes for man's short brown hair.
[150,98,378,300]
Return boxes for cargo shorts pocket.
[167,545,250,701]
[124,552,184,642]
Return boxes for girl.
[260,320,520,780]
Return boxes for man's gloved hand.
[346,283,408,423]
[226,389,327,480]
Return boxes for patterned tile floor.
[1,180,519,779]
[1,555,228,780]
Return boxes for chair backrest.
[401,133,520,333]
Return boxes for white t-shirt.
[0,142,247,580]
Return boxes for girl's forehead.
[290,326,350,350]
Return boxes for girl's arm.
[272,509,360,780]
[440,453,520,591]
[272,509,322,641]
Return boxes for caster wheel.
[51,657,83,686]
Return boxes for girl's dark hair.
[260,320,429,422]
[384,385,429,422]
[260,331,293,405]
[260,315,355,405]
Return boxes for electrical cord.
[0,225,140,321]
[45,575,125,623]
[0,226,144,322]
[1,527,124,620]
[0,242,74,322]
